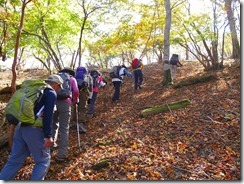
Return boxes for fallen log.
[140,99,191,117]
[173,74,218,88]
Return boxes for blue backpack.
[170,54,179,65]
[75,66,88,89]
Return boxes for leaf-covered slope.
[0,61,240,180]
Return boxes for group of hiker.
[0,54,181,180]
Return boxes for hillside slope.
[0,61,240,180]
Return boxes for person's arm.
[70,76,79,103]
[140,61,144,69]
[42,89,56,138]
[124,68,132,77]
[88,75,93,93]
[177,60,183,67]
[42,89,57,148]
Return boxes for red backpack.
[131,58,141,69]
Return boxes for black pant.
[133,70,143,90]
[112,81,121,102]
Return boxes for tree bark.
[163,0,171,61]
[225,0,240,59]
[11,0,32,94]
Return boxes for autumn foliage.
[0,60,240,180]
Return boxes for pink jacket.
[64,76,79,105]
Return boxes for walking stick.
[75,103,81,152]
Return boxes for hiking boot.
[79,123,87,133]
[112,100,120,103]
[55,156,67,162]
[86,113,93,118]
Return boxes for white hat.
[45,74,63,85]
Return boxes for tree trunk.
[140,99,191,117]
[163,0,171,61]
[162,0,172,86]
[162,68,172,86]
[11,0,32,94]
[225,0,240,59]
[211,1,219,69]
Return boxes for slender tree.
[224,0,240,59]
[11,0,32,93]
[163,0,171,61]
[161,0,172,86]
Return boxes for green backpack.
[5,79,48,127]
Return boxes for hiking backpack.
[131,58,141,69]
[109,66,122,79]
[75,66,89,89]
[170,54,179,65]
[56,72,71,100]
[4,79,47,126]
[90,70,100,87]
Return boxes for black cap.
[59,67,75,77]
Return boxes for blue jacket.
[112,67,132,82]
[34,88,57,138]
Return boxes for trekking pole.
[166,103,176,123]
[166,103,173,114]
[75,103,81,152]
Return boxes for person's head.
[59,67,75,77]
[45,74,63,92]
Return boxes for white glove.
[99,81,106,87]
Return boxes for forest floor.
[0,60,240,180]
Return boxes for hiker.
[162,59,173,86]
[112,65,132,103]
[52,67,79,161]
[131,58,144,91]
[87,70,106,117]
[75,66,93,133]
[170,54,182,82]
[0,75,62,180]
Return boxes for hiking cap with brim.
[59,67,75,77]
[45,74,63,87]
